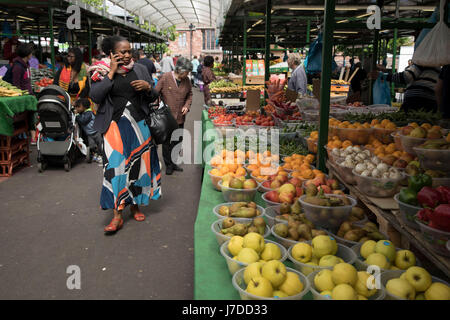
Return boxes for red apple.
[279,192,294,204]
[289,177,302,187]
[270,179,282,189]
[266,190,280,203]
[319,185,332,194]
[275,175,288,184]
[296,186,303,197]
[243,179,257,189]
[262,181,272,188]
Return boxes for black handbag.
[146,101,179,145]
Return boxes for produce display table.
[194,112,313,300]
[0,95,37,136]
[328,165,450,280]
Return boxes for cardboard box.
[246,89,261,111]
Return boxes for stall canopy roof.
[108,0,227,28]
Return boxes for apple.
[319,185,332,194]
[228,236,244,256]
[270,179,282,189]
[229,177,244,189]
[262,181,272,188]
[260,243,282,261]
[355,271,377,298]
[244,262,264,285]
[295,186,303,197]
[279,192,294,204]
[358,295,368,300]
[415,293,426,300]
[237,248,260,264]
[314,269,335,292]
[405,266,432,292]
[331,284,358,300]
[319,255,341,267]
[366,253,390,269]
[332,263,358,286]
[261,260,287,289]
[424,282,450,300]
[320,290,332,298]
[243,232,265,254]
[278,271,304,296]
[386,278,416,300]
[312,235,337,259]
[246,276,274,297]
[279,183,296,195]
[272,290,289,298]
[275,175,288,184]
[291,243,312,263]
[394,250,416,270]
[360,240,377,259]
[375,240,396,263]
[243,179,257,189]
[302,262,317,276]
[222,173,234,183]
[265,190,280,203]
[288,177,302,187]
[401,125,414,136]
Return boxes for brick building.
[168,27,223,61]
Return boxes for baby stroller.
[36,85,89,172]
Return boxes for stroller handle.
[38,85,71,110]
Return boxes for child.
[74,98,103,163]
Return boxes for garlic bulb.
[343,159,354,168]
[371,156,381,165]
[361,170,371,177]
[382,172,390,179]
[353,146,362,153]
[363,150,371,157]
[372,168,381,178]
[377,163,389,173]
[389,169,401,180]
[345,155,354,162]
[332,148,340,156]
[355,163,367,174]
[366,162,376,171]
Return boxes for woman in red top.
[201,55,216,106]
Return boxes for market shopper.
[287,53,307,95]
[133,49,156,84]
[54,48,90,102]
[89,35,162,234]
[11,43,33,95]
[160,53,175,74]
[191,55,199,87]
[155,57,193,175]
[201,55,216,106]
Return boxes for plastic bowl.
[381,270,449,300]
[258,180,276,194]
[351,243,422,273]
[298,194,357,231]
[302,179,345,193]
[373,127,396,144]
[307,270,386,300]
[306,138,318,154]
[352,169,404,198]
[327,227,389,248]
[261,191,282,207]
[416,220,450,257]
[325,146,345,165]
[208,169,223,191]
[212,202,265,220]
[393,193,421,230]
[218,180,259,203]
[391,132,404,151]
[335,160,357,185]
[330,108,348,121]
[264,205,282,228]
[232,266,310,300]
[414,146,450,173]
[270,224,307,249]
[287,242,357,276]
[220,239,288,275]
[398,133,427,155]
[211,218,271,246]
[303,110,320,122]
[334,127,373,145]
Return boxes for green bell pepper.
[408,174,433,193]
[399,188,418,206]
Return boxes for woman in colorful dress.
[54,48,90,101]
[201,55,216,106]
[89,36,162,234]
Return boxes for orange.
[333,140,342,149]
[284,156,293,163]
[210,168,221,176]
[282,163,292,170]
[371,119,380,126]
[305,154,315,163]
[385,143,396,154]
[220,166,230,175]
[228,163,238,172]
[342,140,352,149]
[393,151,403,158]
[332,135,340,141]
[380,119,390,127]
[421,123,432,130]
[409,122,419,128]
[235,167,246,176]
[301,169,314,180]
[278,171,289,177]
[377,153,386,159]
[385,122,396,130]
[252,168,261,177]
[247,164,258,172]
[312,169,323,176]
[374,146,386,155]
[363,123,371,129]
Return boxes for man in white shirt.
[160,53,175,74]
[191,55,200,87]
[287,53,307,95]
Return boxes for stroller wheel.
[37,162,47,173]
[86,147,92,163]
[64,160,71,172]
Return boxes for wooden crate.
[0,138,28,162]
[0,150,30,177]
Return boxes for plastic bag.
[415,2,450,50]
[372,72,391,106]
[412,0,450,67]
[304,34,323,74]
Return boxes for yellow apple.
[395,250,416,270]
[302,262,317,276]
[246,276,273,297]
[314,269,335,292]
[320,290,332,299]
[244,262,264,285]
[228,236,244,256]
[312,235,337,259]
[279,272,304,296]
[386,278,415,300]
[360,240,377,259]
[366,252,390,269]
[319,255,341,267]
[261,260,287,289]
[416,293,426,300]
[237,248,260,264]
[358,295,368,300]
[355,271,377,298]
[375,240,396,263]
[424,282,450,300]
[291,243,312,263]
[243,232,265,254]
[332,263,358,286]
[273,290,288,298]
[405,266,432,292]
[331,284,358,300]
[260,243,282,261]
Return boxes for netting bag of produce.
[372,72,391,106]
[412,0,450,67]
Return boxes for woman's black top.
[110,70,146,123]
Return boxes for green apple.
[261,260,287,289]
[272,290,288,298]
[358,295,368,300]
[320,291,332,299]
[415,293,426,300]
[332,263,358,286]
[243,232,265,254]
[386,278,415,300]
[360,240,377,259]
[244,262,264,285]
[302,262,317,276]
[228,236,244,257]
[395,250,416,270]
[424,282,450,300]
[331,284,358,300]
[260,243,282,261]
[355,271,377,298]
[405,266,432,292]
[291,243,312,263]
[375,240,396,263]
[314,269,335,292]
[237,248,260,264]
[319,255,341,267]
[312,235,337,259]
[366,252,390,269]
[246,276,273,297]
[279,271,304,296]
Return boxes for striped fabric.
[391,65,441,102]
[100,108,161,210]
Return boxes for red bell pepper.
[429,204,450,232]
[417,186,442,208]
[435,186,450,204]
[416,208,433,223]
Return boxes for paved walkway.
[0,89,204,299]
